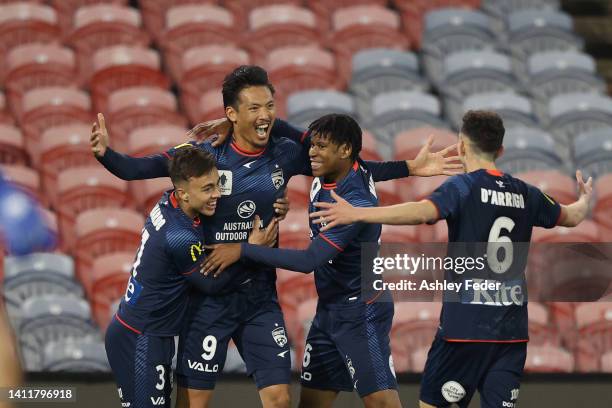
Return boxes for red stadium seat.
[0,92,13,124]
[107,87,187,149]
[381,224,420,244]
[277,271,316,319]
[594,174,612,231]
[20,87,92,149]
[375,180,402,207]
[40,207,59,243]
[85,251,132,329]
[4,44,77,120]
[361,130,382,161]
[90,45,169,113]
[265,46,341,117]
[286,175,311,209]
[245,6,322,65]
[391,302,441,358]
[179,45,250,91]
[393,127,457,163]
[140,0,214,42]
[0,3,60,82]
[574,302,612,371]
[225,0,302,30]
[67,4,150,83]
[548,302,579,349]
[0,164,40,201]
[279,209,310,249]
[306,0,388,16]
[54,166,131,249]
[73,208,143,281]
[38,124,98,197]
[528,302,561,346]
[0,124,28,166]
[328,6,409,83]
[160,4,238,81]
[183,88,224,125]
[409,346,430,373]
[602,350,612,373]
[128,125,188,158]
[514,170,577,205]
[531,220,601,243]
[49,0,129,34]
[409,175,447,201]
[525,345,574,372]
[131,178,173,213]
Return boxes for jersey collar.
[169,190,201,228]
[321,161,359,190]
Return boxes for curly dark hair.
[460,110,505,157]
[222,65,275,109]
[307,114,362,161]
[168,146,216,186]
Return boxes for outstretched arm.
[557,170,592,227]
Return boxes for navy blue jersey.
[116,191,210,336]
[308,161,382,303]
[427,169,561,341]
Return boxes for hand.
[273,192,290,221]
[406,135,464,177]
[187,118,231,146]
[310,190,357,232]
[201,243,241,277]
[248,215,278,247]
[90,112,109,157]
[576,170,593,203]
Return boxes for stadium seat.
[391,302,442,357]
[594,174,612,231]
[367,91,445,149]
[497,127,566,174]
[292,297,317,364]
[0,3,60,82]
[131,177,173,214]
[50,0,129,33]
[185,88,224,125]
[72,208,144,279]
[573,128,612,180]
[89,45,169,113]
[482,0,560,19]
[67,4,149,83]
[0,124,28,166]
[107,86,187,148]
[548,93,612,151]
[514,170,577,204]
[279,209,311,249]
[393,127,457,164]
[360,130,383,161]
[528,302,561,346]
[507,9,584,62]
[602,350,612,373]
[287,90,355,129]
[266,46,341,118]
[160,4,237,81]
[139,0,215,41]
[0,164,41,202]
[409,175,448,202]
[421,8,497,84]
[329,6,409,82]
[286,175,311,209]
[409,345,430,373]
[20,87,92,149]
[4,44,77,120]
[54,166,131,248]
[179,45,251,111]
[42,338,110,372]
[307,0,388,16]
[374,180,402,207]
[245,5,322,65]
[85,251,133,329]
[460,92,538,130]
[380,224,421,244]
[574,302,612,371]
[128,125,188,158]
[0,92,13,124]
[525,344,574,372]
[531,219,601,243]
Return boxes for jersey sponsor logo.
[124,275,143,305]
[272,167,284,189]
[467,278,524,306]
[441,381,466,403]
[190,241,203,262]
[150,204,166,231]
[271,326,288,347]
[310,179,321,202]
[218,170,233,195]
[237,200,256,219]
[187,360,219,373]
[151,397,165,406]
[480,188,525,209]
[243,160,256,168]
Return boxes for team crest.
[271,168,284,190]
[271,326,287,347]
[218,170,232,195]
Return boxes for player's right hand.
[248,215,278,247]
[90,113,109,158]
[576,170,593,203]
[188,117,231,146]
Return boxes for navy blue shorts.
[420,334,526,408]
[176,282,291,390]
[105,316,175,408]
[300,300,397,398]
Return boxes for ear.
[175,187,189,203]
[340,143,352,160]
[226,105,237,124]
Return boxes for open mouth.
[206,200,217,211]
[255,123,269,138]
[310,160,322,171]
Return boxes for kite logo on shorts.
[441,381,466,403]
[271,326,287,347]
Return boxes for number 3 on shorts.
[155,365,165,391]
[201,335,217,361]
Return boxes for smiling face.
[178,169,221,217]
[226,86,275,151]
[308,132,352,181]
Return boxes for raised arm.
[91,113,171,180]
[557,170,592,227]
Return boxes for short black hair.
[460,110,505,157]
[168,146,216,186]
[222,65,275,109]
[307,114,362,161]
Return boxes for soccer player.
[104,146,276,407]
[92,65,459,408]
[308,110,593,408]
[202,114,403,408]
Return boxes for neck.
[179,200,198,220]
[232,128,261,153]
[464,154,497,173]
[324,160,353,184]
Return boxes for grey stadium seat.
[42,338,110,372]
[18,295,99,371]
[422,8,499,85]
[507,9,584,61]
[483,0,560,19]
[458,92,539,131]
[497,127,566,174]
[547,93,612,150]
[366,91,445,158]
[573,128,612,179]
[287,90,355,129]
[3,253,83,329]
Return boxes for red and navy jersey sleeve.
[525,184,562,229]
[318,193,371,251]
[426,176,469,221]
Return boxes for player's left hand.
[273,192,290,221]
[310,190,357,232]
[187,118,231,146]
[201,243,241,277]
[406,135,464,177]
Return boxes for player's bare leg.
[419,400,437,408]
[362,389,402,408]
[175,386,213,408]
[259,384,291,408]
[298,387,338,408]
